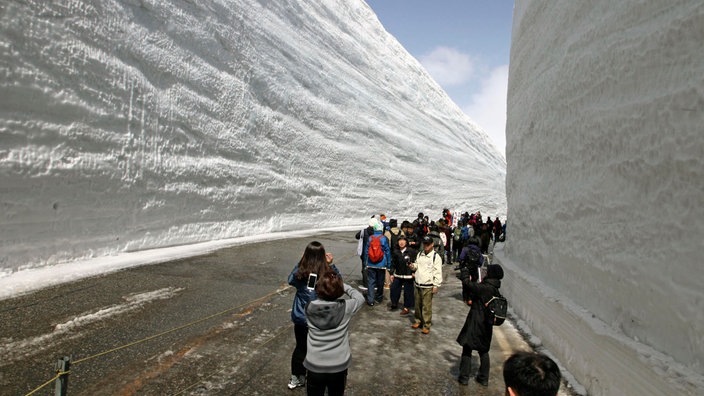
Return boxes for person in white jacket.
[409,236,443,334]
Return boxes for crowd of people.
[285,210,562,396]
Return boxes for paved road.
[1,232,574,395]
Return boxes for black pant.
[307,369,348,396]
[291,324,308,376]
[459,346,490,383]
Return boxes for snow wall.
[504,1,704,395]
[0,0,506,274]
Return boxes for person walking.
[304,270,365,396]
[409,236,443,334]
[287,241,339,390]
[456,264,504,386]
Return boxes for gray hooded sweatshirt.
[303,284,364,373]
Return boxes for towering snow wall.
[0,0,506,273]
[505,1,703,394]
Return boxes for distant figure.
[363,220,391,306]
[456,264,504,386]
[354,218,376,290]
[409,236,443,334]
[389,235,417,314]
[493,216,503,244]
[479,223,491,254]
[457,237,484,305]
[287,241,340,390]
[304,270,364,396]
[503,351,562,396]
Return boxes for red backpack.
[367,235,384,263]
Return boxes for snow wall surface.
[0,0,506,274]
[505,1,703,395]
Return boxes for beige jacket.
[411,249,443,288]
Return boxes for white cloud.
[419,46,474,86]
[464,65,509,158]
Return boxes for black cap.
[486,264,504,280]
[422,235,434,244]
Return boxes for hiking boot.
[475,377,488,387]
[411,323,421,329]
[421,328,430,334]
[388,305,398,311]
[288,375,305,389]
[400,308,410,315]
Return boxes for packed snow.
[0,0,506,276]
[505,1,704,395]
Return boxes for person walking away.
[493,216,503,244]
[427,224,445,264]
[287,241,340,389]
[457,237,485,305]
[503,351,562,396]
[363,220,391,306]
[456,264,504,386]
[354,218,376,291]
[304,270,365,396]
[409,236,443,334]
[389,235,417,314]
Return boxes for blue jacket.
[363,231,391,270]
[288,263,341,325]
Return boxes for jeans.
[306,369,348,396]
[367,267,385,304]
[291,324,308,376]
[390,277,414,308]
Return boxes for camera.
[306,273,317,290]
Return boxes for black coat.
[390,247,417,277]
[456,278,501,352]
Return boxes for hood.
[306,300,346,330]
[484,278,501,289]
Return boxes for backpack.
[462,247,482,269]
[484,293,508,326]
[460,226,470,241]
[367,235,384,263]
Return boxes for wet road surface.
[1,232,576,395]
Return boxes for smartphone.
[306,273,317,290]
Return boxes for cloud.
[419,47,474,86]
[463,65,509,158]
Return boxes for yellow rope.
[24,370,69,396]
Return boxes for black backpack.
[484,293,508,326]
[462,247,482,269]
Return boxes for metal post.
[55,356,70,396]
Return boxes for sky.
[365,0,515,157]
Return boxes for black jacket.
[456,278,501,352]
[390,247,417,277]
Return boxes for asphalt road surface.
[1,232,576,395]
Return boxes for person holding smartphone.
[287,241,339,390]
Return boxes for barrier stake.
[54,356,70,396]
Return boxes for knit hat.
[389,219,398,228]
[368,217,378,228]
[373,221,384,232]
[486,264,504,280]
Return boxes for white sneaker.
[288,374,305,389]
[357,285,368,291]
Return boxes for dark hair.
[503,352,561,396]
[295,241,328,281]
[315,270,344,301]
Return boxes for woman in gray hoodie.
[303,270,364,396]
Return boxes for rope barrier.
[24,251,360,395]
[24,372,62,396]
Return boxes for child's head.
[315,270,344,301]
